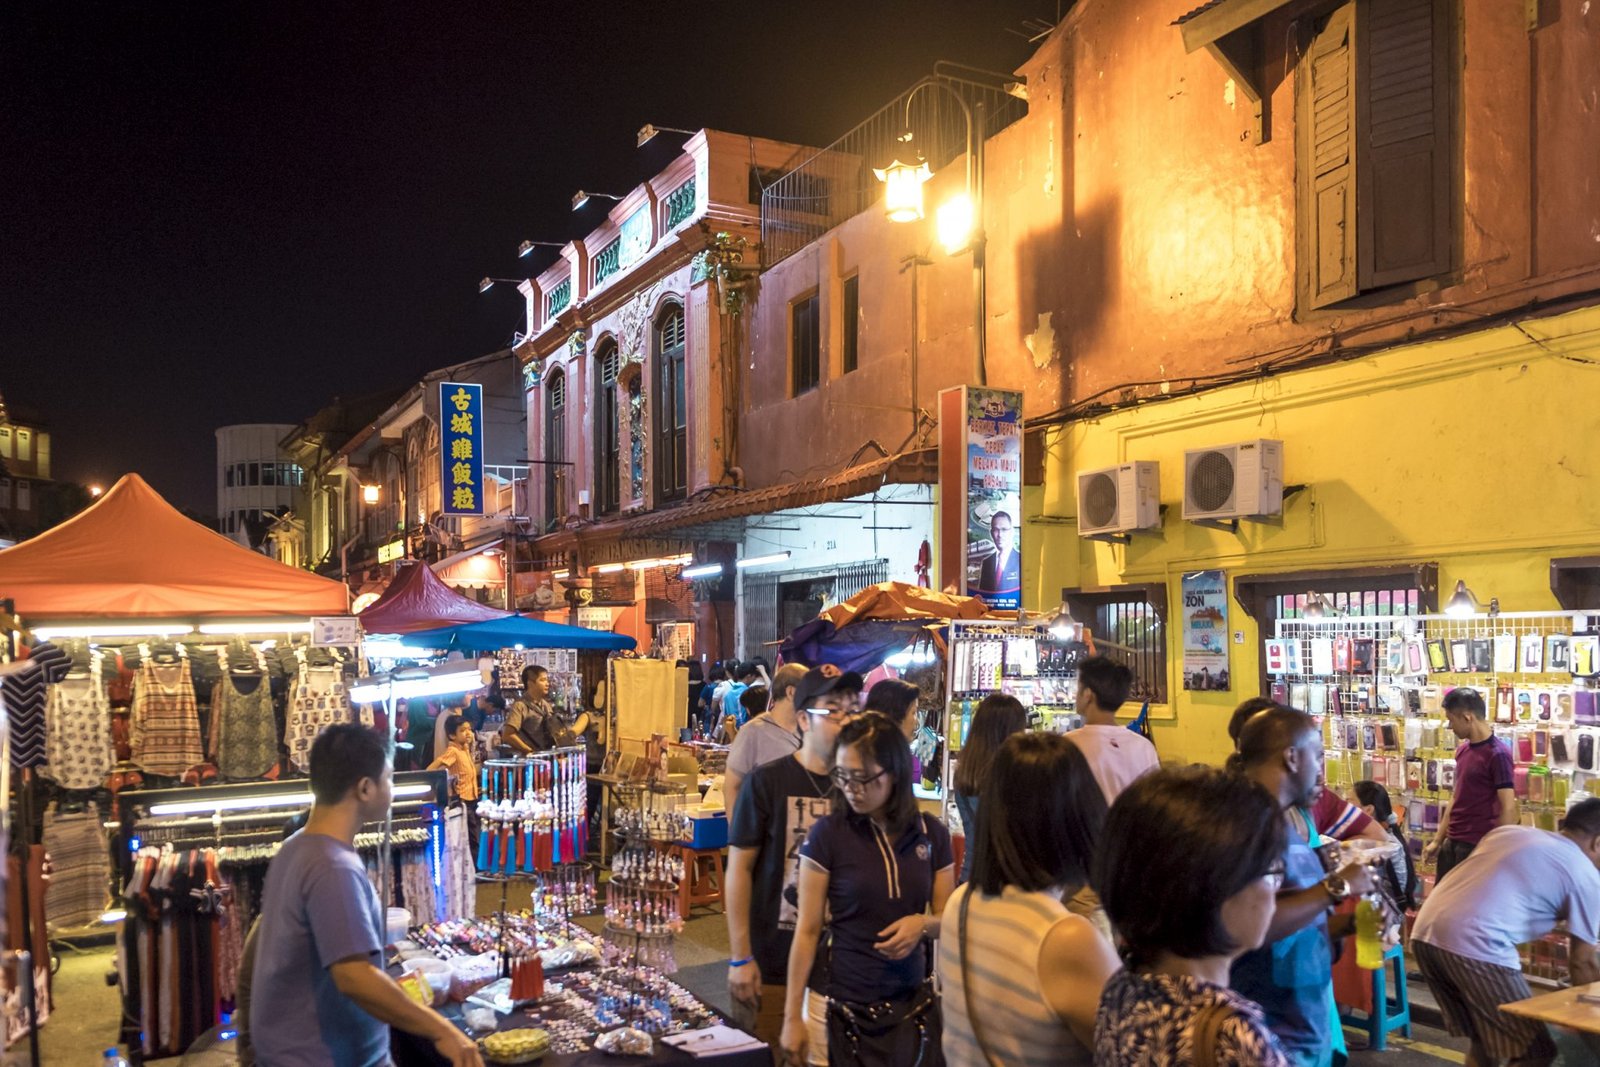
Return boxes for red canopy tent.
[355,559,512,635]
[0,473,348,619]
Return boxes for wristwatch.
[1322,875,1351,907]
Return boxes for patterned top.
[285,651,365,772]
[2,641,72,770]
[130,656,205,777]
[1095,970,1289,1067]
[210,652,278,780]
[44,651,114,789]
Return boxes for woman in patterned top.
[1094,766,1290,1066]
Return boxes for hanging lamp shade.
[873,156,932,223]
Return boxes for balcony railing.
[760,75,1027,269]
[664,178,697,229]
[592,238,622,287]
[544,278,571,320]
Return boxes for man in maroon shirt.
[1423,688,1518,881]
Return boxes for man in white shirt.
[1067,656,1159,804]
[1412,802,1600,1066]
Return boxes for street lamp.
[362,484,380,506]
[478,277,525,294]
[873,144,932,223]
[876,76,989,384]
[636,124,695,147]
[518,240,564,258]
[571,190,626,211]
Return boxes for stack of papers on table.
[661,1025,766,1057]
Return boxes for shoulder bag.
[957,886,1003,1067]
[1190,1000,1230,1067]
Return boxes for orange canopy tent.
[0,473,349,619]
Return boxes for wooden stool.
[677,845,725,913]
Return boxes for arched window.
[654,306,687,502]
[544,369,566,528]
[595,342,622,515]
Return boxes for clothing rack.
[112,771,447,1064]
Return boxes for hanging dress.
[44,649,114,790]
[130,648,204,777]
[209,649,277,780]
[285,649,360,772]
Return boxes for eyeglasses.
[830,767,889,790]
[804,706,858,723]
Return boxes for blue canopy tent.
[403,614,637,652]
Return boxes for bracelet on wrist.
[730,956,754,968]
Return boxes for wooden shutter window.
[1357,0,1451,288]
[1298,3,1357,308]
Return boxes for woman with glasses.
[937,732,1116,1067]
[779,713,954,1067]
[1094,766,1290,1066]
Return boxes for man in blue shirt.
[252,724,481,1067]
[1231,707,1375,1067]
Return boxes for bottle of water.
[103,1049,130,1067]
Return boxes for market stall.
[0,474,358,1060]
[1268,598,1600,990]
[356,559,512,636]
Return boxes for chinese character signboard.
[440,382,485,516]
[1181,570,1231,691]
[938,386,1023,611]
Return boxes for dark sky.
[3,1,1054,513]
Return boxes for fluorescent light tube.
[735,551,791,569]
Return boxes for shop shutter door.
[1357,0,1452,289]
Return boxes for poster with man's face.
[963,389,1023,610]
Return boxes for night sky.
[3,1,1053,514]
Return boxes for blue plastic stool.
[1339,942,1412,1051]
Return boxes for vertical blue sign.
[440,382,485,516]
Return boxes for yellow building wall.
[1024,304,1600,769]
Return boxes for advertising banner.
[961,388,1023,610]
[440,382,485,516]
[1181,569,1231,691]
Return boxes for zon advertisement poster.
[1181,569,1231,691]
[963,388,1023,611]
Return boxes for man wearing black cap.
[726,667,862,1059]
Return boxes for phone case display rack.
[1269,609,1600,984]
[603,781,691,976]
[941,619,1085,829]
[111,771,449,1064]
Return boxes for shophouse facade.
[305,351,528,605]
[515,129,822,657]
[0,393,53,545]
[749,0,1600,763]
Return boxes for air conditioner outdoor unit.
[1076,462,1160,537]
[1183,439,1284,522]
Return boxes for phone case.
[1470,638,1492,673]
[1548,635,1571,672]
[1522,634,1545,673]
[1426,639,1449,673]
[1450,640,1471,673]
[1538,692,1553,721]
[1535,730,1549,758]
[1353,639,1376,674]
[1270,681,1289,704]
[1517,734,1535,762]
[1496,686,1515,723]
[1333,637,1352,673]
[1387,637,1407,673]
[1381,722,1398,749]
[1513,766,1530,797]
[1553,732,1571,765]
[1440,758,1457,789]
[1494,634,1517,673]
[1406,639,1426,674]
[1581,732,1596,772]
[1426,759,1440,790]
[1345,721,1360,749]
[1406,760,1423,790]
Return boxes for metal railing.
[759,75,1027,269]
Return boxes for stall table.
[1501,981,1600,1035]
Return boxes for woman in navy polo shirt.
[779,713,955,1067]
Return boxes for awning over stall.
[357,560,512,635]
[0,473,349,619]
